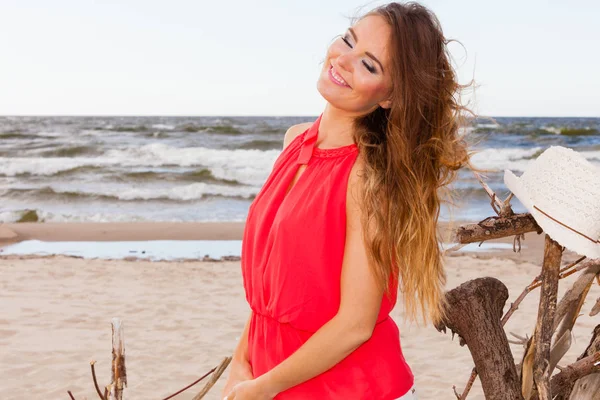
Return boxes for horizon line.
[1,114,600,119]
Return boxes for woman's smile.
[328,65,351,88]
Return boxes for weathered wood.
[531,234,563,399]
[522,259,600,398]
[520,336,536,398]
[454,213,542,244]
[435,277,523,399]
[192,356,232,400]
[109,318,126,400]
[545,351,600,400]
[590,298,600,317]
[554,325,600,399]
[553,261,600,347]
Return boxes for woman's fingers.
[224,391,235,400]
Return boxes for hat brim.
[504,169,600,259]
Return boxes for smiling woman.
[221,2,481,399]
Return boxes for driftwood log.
[555,325,600,399]
[109,318,127,400]
[441,207,600,399]
[531,235,563,399]
[435,277,523,399]
[453,213,542,245]
[67,319,231,399]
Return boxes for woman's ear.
[379,98,392,109]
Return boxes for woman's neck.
[318,105,357,148]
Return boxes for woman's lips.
[328,65,351,88]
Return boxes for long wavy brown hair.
[346,2,486,326]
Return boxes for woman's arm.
[253,159,385,397]
[233,309,252,362]
[221,310,254,397]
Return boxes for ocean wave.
[85,123,244,135]
[1,182,258,202]
[0,143,279,186]
[469,147,600,171]
[118,169,241,184]
[0,131,40,140]
[32,145,101,157]
[238,139,282,151]
[178,124,243,134]
[469,147,542,171]
[469,120,600,136]
[0,209,150,223]
[151,124,175,131]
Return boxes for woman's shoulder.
[283,122,313,150]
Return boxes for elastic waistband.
[250,307,391,327]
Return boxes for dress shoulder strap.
[296,114,322,165]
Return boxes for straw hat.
[503,145,600,260]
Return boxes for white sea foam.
[469,147,542,171]
[3,180,258,201]
[471,147,600,171]
[470,147,600,172]
[541,126,561,135]
[0,209,148,223]
[151,124,175,130]
[0,143,280,186]
[475,123,500,129]
[114,182,257,201]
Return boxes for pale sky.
[1,0,598,117]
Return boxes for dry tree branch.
[90,361,107,400]
[454,369,477,400]
[472,170,507,214]
[75,319,233,400]
[590,298,600,316]
[454,213,542,246]
[435,277,522,399]
[552,260,600,344]
[530,352,600,400]
[531,235,562,399]
[455,257,590,399]
[192,356,232,400]
[160,366,218,400]
[502,256,587,327]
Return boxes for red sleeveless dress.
[241,114,414,399]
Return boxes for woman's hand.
[223,378,276,400]
[221,358,254,399]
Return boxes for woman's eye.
[340,34,377,74]
[363,61,376,73]
[341,34,352,48]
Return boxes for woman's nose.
[334,53,352,74]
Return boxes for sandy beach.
[1,222,597,399]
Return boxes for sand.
[1,223,598,399]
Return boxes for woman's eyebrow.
[348,27,385,73]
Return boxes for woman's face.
[317,15,393,114]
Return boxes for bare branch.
[532,234,562,399]
[90,361,107,400]
[161,367,217,400]
[454,213,542,245]
[590,297,600,316]
[192,356,233,400]
[537,352,600,399]
[435,277,522,399]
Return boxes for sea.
[1,115,599,224]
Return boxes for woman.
[222,2,476,399]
